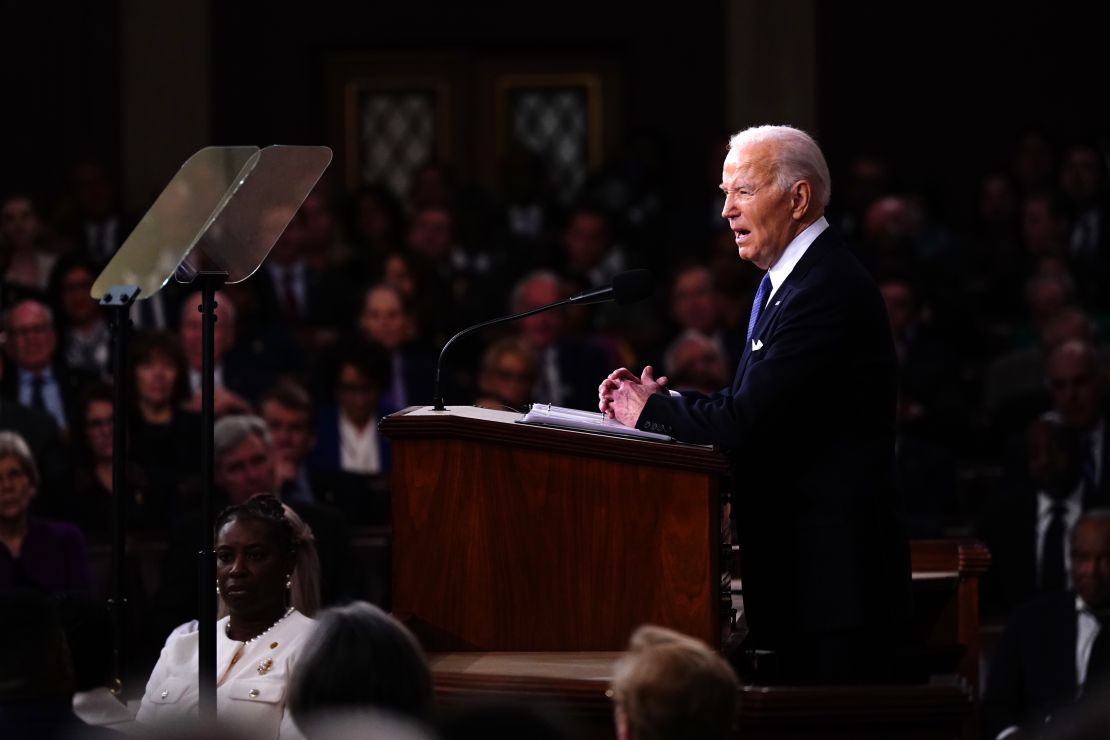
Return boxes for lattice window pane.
[510,88,588,203]
[357,90,435,196]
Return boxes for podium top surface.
[381,405,728,473]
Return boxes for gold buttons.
[160,690,169,699]
[257,658,273,675]
[248,688,260,698]
[270,641,278,649]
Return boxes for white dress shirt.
[1035,484,1083,588]
[340,413,381,474]
[1077,595,1105,690]
[766,216,830,302]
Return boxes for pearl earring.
[285,574,292,590]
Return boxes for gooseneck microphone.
[432,269,654,410]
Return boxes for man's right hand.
[598,366,668,425]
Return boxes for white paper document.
[519,403,673,442]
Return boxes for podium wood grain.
[382,406,728,651]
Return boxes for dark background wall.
[816,3,1110,219]
[208,1,728,193]
[0,0,120,199]
[3,0,1108,216]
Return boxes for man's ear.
[790,180,812,221]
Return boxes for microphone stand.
[432,297,575,411]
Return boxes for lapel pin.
[257,658,274,675]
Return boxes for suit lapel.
[733,227,842,385]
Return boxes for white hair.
[214,414,273,461]
[509,270,564,313]
[728,125,832,208]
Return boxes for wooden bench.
[430,652,974,740]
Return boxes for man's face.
[336,364,379,428]
[0,197,40,250]
[359,288,409,352]
[516,279,563,350]
[1072,519,1110,610]
[720,144,798,270]
[179,293,233,371]
[216,434,276,504]
[60,266,98,325]
[407,208,453,261]
[481,350,536,409]
[1028,421,1081,499]
[671,337,729,391]
[671,269,717,334]
[563,212,609,272]
[7,302,56,372]
[1046,345,1104,430]
[260,401,314,466]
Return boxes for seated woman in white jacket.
[138,495,320,739]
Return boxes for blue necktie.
[746,273,773,342]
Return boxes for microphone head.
[612,269,654,305]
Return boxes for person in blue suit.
[600,125,911,684]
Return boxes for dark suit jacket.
[981,420,1108,617]
[0,361,96,433]
[982,591,1079,739]
[636,226,911,651]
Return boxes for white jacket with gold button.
[137,610,315,739]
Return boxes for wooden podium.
[380,405,730,651]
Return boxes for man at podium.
[600,125,911,685]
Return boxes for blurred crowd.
[2,128,1110,729]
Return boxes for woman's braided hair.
[214,494,321,616]
[215,494,296,556]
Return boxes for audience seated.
[608,624,739,740]
[0,349,68,513]
[0,431,92,594]
[982,509,1110,739]
[0,194,61,295]
[4,107,1110,730]
[2,297,97,434]
[982,418,1090,615]
[176,291,255,416]
[473,337,539,412]
[47,255,111,379]
[662,330,730,396]
[153,416,350,643]
[138,495,319,739]
[288,601,433,731]
[1045,339,1110,506]
[508,270,610,409]
[69,381,157,538]
[357,283,436,409]
[126,331,201,522]
[309,342,392,478]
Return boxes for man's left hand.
[607,365,668,427]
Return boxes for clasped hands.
[598,365,669,427]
